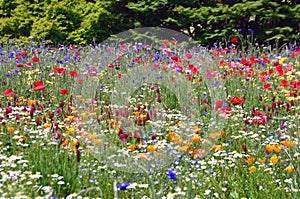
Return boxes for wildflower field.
[0,29,299,199]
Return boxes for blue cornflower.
[168,169,177,181]
[202,111,208,115]
[117,182,130,190]
[248,28,254,33]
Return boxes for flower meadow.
[0,35,299,199]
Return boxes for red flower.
[290,80,300,88]
[171,55,178,61]
[26,62,33,67]
[184,53,193,59]
[188,64,198,74]
[230,96,244,105]
[289,90,298,97]
[32,56,40,62]
[263,84,272,90]
[230,37,239,43]
[53,68,66,74]
[21,51,28,56]
[78,79,84,84]
[2,88,13,97]
[60,89,68,95]
[33,81,45,91]
[69,71,78,77]
[280,80,289,87]
[16,63,24,68]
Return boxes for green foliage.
[0,0,298,45]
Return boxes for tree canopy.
[0,0,299,45]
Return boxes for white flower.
[204,189,211,195]
[57,180,65,185]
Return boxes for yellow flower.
[249,166,256,172]
[270,155,280,165]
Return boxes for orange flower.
[62,139,68,146]
[273,144,282,153]
[139,153,150,160]
[147,144,158,152]
[133,111,140,116]
[193,149,205,159]
[246,156,255,165]
[270,155,280,164]
[221,131,227,137]
[258,158,266,165]
[178,146,189,152]
[94,139,103,146]
[285,165,294,173]
[43,123,51,129]
[266,144,275,152]
[127,144,136,151]
[209,132,221,139]
[169,132,181,142]
[184,142,192,147]
[7,127,15,133]
[249,166,256,172]
[212,145,222,152]
[192,135,201,143]
[281,139,291,147]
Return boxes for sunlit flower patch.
[0,38,299,198]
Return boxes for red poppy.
[78,79,84,84]
[69,71,78,77]
[280,80,289,87]
[289,90,298,97]
[32,56,40,62]
[26,62,33,67]
[53,68,66,74]
[16,63,24,68]
[184,53,193,59]
[2,88,13,97]
[171,55,179,61]
[230,96,244,105]
[60,89,68,95]
[290,80,300,88]
[263,84,272,90]
[174,65,182,73]
[230,37,239,43]
[221,107,232,118]
[33,81,45,91]
[215,100,224,109]
[21,51,28,56]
